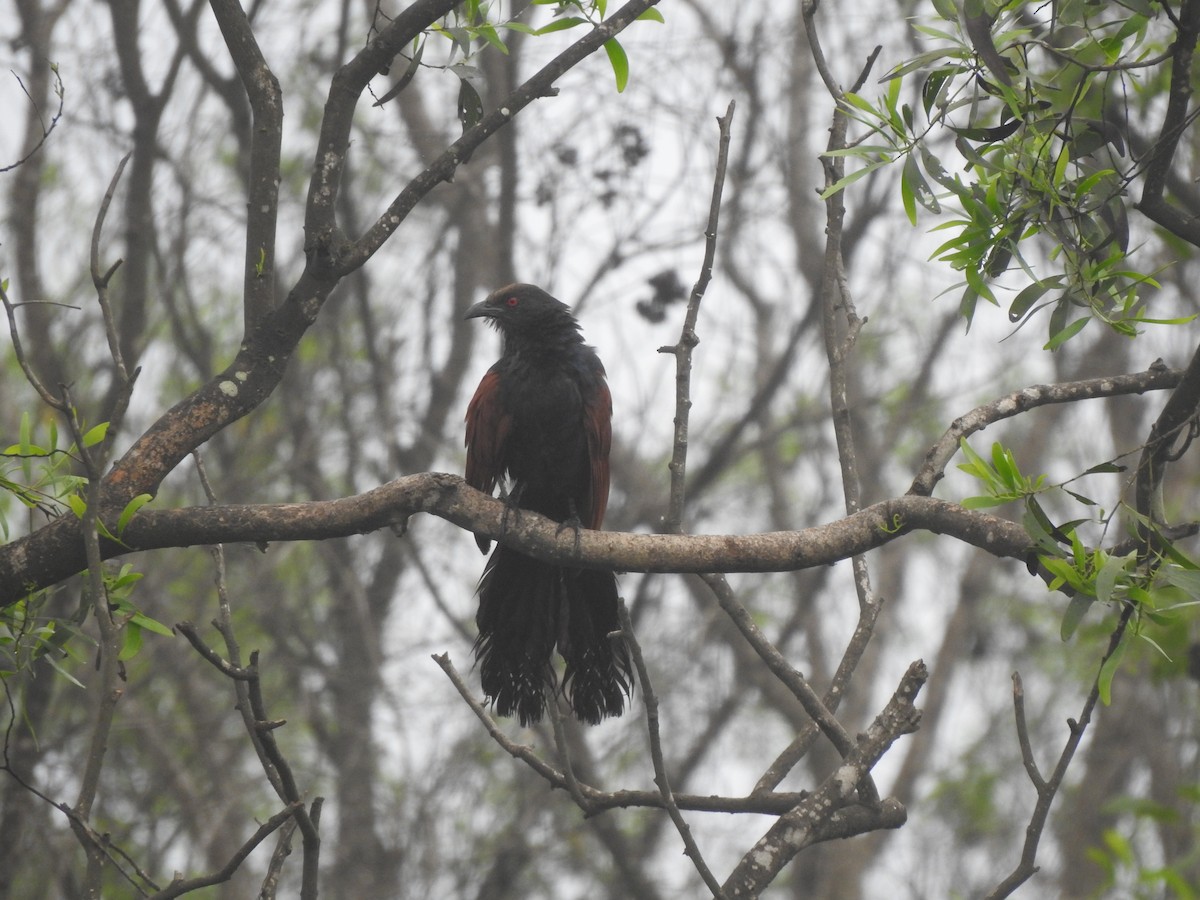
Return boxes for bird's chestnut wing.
[465,369,511,498]
[582,371,612,529]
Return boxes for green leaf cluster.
[1,412,164,681]
[414,0,664,133]
[0,411,104,538]
[956,437,1045,508]
[956,438,1200,704]
[0,591,86,686]
[823,0,1190,346]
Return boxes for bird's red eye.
[505,296,519,307]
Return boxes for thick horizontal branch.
[0,473,1030,606]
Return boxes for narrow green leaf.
[117,493,153,537]
[886,51,959,82]
[1041,556,1088,593]
[119,622,144,661]
[1103,828,1135,865]
[1081,461,1125,476]
[901,154,930,225]
[956,437,992,483]
[67,494,87,519]
[1052,147,1071,186]
[1062,487,1097,506]
[534,16,586,35]
[900,162,917,226]
[1008,281,1052,323]
[603,38,629,92]
[1044,315,1089,351]
[818,159,889,199]
[1017,501,1065,549]
[81,422,109,448]
[1157,566,1200,596]
[1126,585,1154,608]
[1155,537,1200,570]
[109,569,143,589]
[1129,314,1197,326]
[823,145,900,157]
[636,7,665,23]
[1137,631,1171,661]
[990,442,1018,489]
[842,92,881,116]
[1097,635,1128,706]
[930,0,958,19]
[130,611,174,637]
[961,494,1010,509]
[1094,553,1128,605]
[1060,594,1093,641]
[477,23,508,55]
[46,655,85,688]
[94,517,118,543]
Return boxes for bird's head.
[465,284,580,338]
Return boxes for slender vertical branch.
[207,0,283,332]
[660,100,735,533]
[618,600,725,898]
[68,152,142,894]
[90,151,132,382]
[985,606,1135,899]
[0,280,65,411]
[806,4,877,607]
[746,0,888,804]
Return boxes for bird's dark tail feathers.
[559,568,632,725]
[473,547,632,726]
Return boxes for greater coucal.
[464,283,632,725]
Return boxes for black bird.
[464,283,632,725]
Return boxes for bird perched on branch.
[464,283,632,725]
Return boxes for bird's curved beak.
[465,300,494,321]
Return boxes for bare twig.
[985,607,1134,898]
[433,653,571,786]
[745,5,890,818]
[0,64,65,174]
[90,152,132,382]
[701,571,885,812]
[0,279,66,410]
[1010,672,1046,792]
[150,803,302,899]
[659,99,735,533]
[66,152,144,892]
[177,472,323,897]
[259,817,299,899]
[547,694,592,813]
[433,653,905,828]
[723,661,926,898]
[617,600,725,898]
